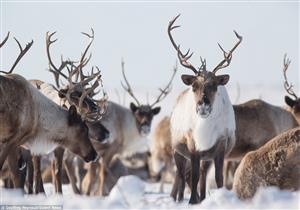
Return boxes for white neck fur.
[171,86,236,152]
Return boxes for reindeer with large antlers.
[82,60,177,196]
[28,29,109,194]
[167,15,299,204]
[168,14,241,204]
[0,32,99,192]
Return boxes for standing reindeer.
[169,48,298,202]
[148,116,175,192]
[82,60,177,196]
[29,29,109,194]
[282,55,300,124]
[0,32,98,190]
[167,14,242,204]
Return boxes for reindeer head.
[168,14,242,118]
[282,55,300,124]
[46,29,109,143]
[64,105,98,162]
[121,60,177,136]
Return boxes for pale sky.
[1,1,299,94]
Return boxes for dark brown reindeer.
[29,29,109,194]
[282,55,300,125]
[0,32,98,191]
[167,14,242,204]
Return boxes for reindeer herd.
[0,14,299,205]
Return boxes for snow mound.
[108,175,145,208]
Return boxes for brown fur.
[0,74,37,169]
[233,127,300,199]
[230,99,298,159]
[0,74,97,191]
[149,116,175,192]
[285,96,300,125]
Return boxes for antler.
[121,59,141,106]
[46,31,71,87]
[46,29,106,122]
[0,32,33,74]
[212,30,242,74]
[282,54,298,99]
[0,32,10,48]
[168,14,199,75]
[151,62,178,107]
[84,67,108,122]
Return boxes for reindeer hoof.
[189,194,200,204]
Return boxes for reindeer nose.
[203,95,209,104]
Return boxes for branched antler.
[46,31,71,87]
[168,14,199,75]
[121,59,141,106]
[151,62,178,107]
[46,29,106,122]
[212,30,242,74]
[0,32,33,74]
[167,15,242,76]
[282,54,298,99]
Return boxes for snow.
[0,176,299,209]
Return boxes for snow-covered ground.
[0,176,299,209]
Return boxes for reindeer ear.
[68,105,80,125]
[216,74,230,86]
[130,102,138,113]
[181,75,196,86]
[152,106,161,115]
[285,96,296,108]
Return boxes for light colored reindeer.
[148,116,175,193]
[167,14,242,204]
[0,32,98,190]
[82,60,177,196]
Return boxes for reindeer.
[233,127,300,199]
[282,55,300,125]
[167,14,242,204]
[148,116,175,192]
[0,32,98,190]
[169,49,298,201]
[29,29,109,194]
[82,60,177,196]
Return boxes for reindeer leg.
[64,158,80,194]
[172,151,187,202]
[0,143,13,170]
[84,162,99,196]
[214,145,225,188]
[26,154,34,194]
[53,147,64,194]
[199,160,211,202]
[98,159,106,196]
[189,153,200,204]
[6,150,22,190]
[33,155,45,194]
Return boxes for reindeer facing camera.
[167,14,242,204]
